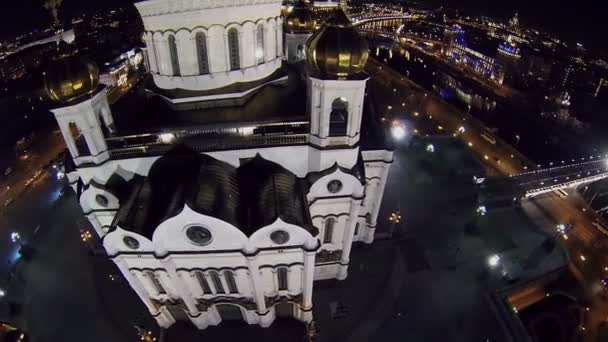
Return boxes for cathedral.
[44,0,393,330]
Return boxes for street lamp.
[476,205,487,216]
[487,254,501,268]
[390,121,407,140]
[426,144,435,153]
[10,232,20,243]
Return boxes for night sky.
[0,0,605,52]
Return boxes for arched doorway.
[216,304,244,321]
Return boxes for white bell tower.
[305,10,370,148]
[45,56,116,166]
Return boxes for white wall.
[138,0,283,91]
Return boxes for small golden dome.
[306,10,369,79]
[285,0,315,34]
[44,55,99,103]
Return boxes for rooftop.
[113,149,318,239]
[110,63,307,136]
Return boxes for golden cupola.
[285,0,315,34]
[44,55,100,103]
[306,9,369,79]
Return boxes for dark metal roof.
[115,147,316,238]
[239,154,317,236]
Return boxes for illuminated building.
[444,25,504,84]
[44,0,392,331]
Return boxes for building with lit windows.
[44,0,392,331]
[444,24,505,84]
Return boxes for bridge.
[480,155,608,208]
[352,14,413,27]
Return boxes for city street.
[366,54,608,341]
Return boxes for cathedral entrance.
[275,302,295,319]
[216,304,244,321]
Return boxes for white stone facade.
[51,0,394,331]
[137,0,284,91]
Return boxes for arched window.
[256,24,265,65]
[224,271,239,294]
[324,218,334,243]
[329,98,349,136]
[227,28,240,71]
[195,32,209,75]
[209,271,225,294]
[68,122,90,156]
[296,44,306,61]
[98,114,110,137]
[168,34,180,76]
[277,267,288,291]
[194,271,212,295]
[145,271,166,295]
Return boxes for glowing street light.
[488,254,501,268]
[476,205,487,216]
[426,144,435,153]
[10,232,20,243]
[389,211,402,224]
[391,121,407,140]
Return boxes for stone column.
[338,198,362,280]
[246,254,272,327]
[300,239,316,322]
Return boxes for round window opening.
[123,236,140,249]
[186,226,213,246]
[327,180,343,194]
[95,194,109,207]
[270,230,290,245]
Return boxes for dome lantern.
[285,0,315,34]
[44,55,100,103]
[306,9,369,79]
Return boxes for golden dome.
[44,55,99,103]
[285,0,315,34]
[306,10,369,79]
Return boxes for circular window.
[270,230,290,245]
[186,226,213,246]
[95,194,109,207]
[123,236,140,249]
[327,180,343,194]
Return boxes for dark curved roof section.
[186,154,242,228]
[238,155,317,237]
[115,148,315,238]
